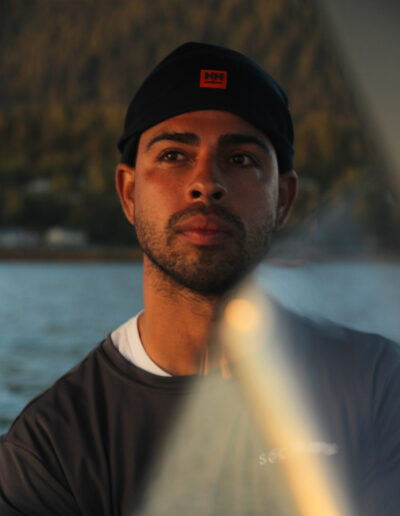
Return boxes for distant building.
[44,227,88,247]
[0,228,41,248]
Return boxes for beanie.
[118,42,294,173]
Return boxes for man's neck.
[138,258,222,376]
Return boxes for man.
[0,42,399,516]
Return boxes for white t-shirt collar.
[111,313,172,377]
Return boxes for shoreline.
[0,246,143,262]
[0,246,398,265]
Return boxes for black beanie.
[118,42,294,173]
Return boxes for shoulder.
[4,335,155,443]
[273,302,400,426]
[0,340,109,514]
[3,340,107,454]
[3,334,193,472]
[0,336,192,514]
[277,303,400,374]
[278,305,400,441]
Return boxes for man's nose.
[186,156,227,203]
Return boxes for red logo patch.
[200,69,227,89]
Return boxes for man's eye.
[228,153,256,167]
[158,150,185,162]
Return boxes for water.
[0,262,144,433]
[1,260,399,434]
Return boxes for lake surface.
[1,260,399,433]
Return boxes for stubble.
[135,203,277,295]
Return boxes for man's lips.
[177,215,235,233]
[175,215,236,245]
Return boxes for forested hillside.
[1,0,398,251]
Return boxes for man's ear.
[276,170,298,230]
[115,163,136,225]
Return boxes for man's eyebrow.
[146,132,200,151]
[218,133,271,154]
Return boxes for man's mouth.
[175,215,236,246]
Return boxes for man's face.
[117,110,296,295]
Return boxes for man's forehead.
[139,110,275,153]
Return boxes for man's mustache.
[167,204,246,236]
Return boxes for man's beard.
[135,204,277,295]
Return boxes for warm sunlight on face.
[118,110,296,294]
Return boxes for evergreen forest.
[1,0,398,253]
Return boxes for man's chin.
[145,249,259,296]
[170,270,246,296]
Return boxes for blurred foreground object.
[137,274,357,516]
[219,277,355,516]
[317,0,400,192]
